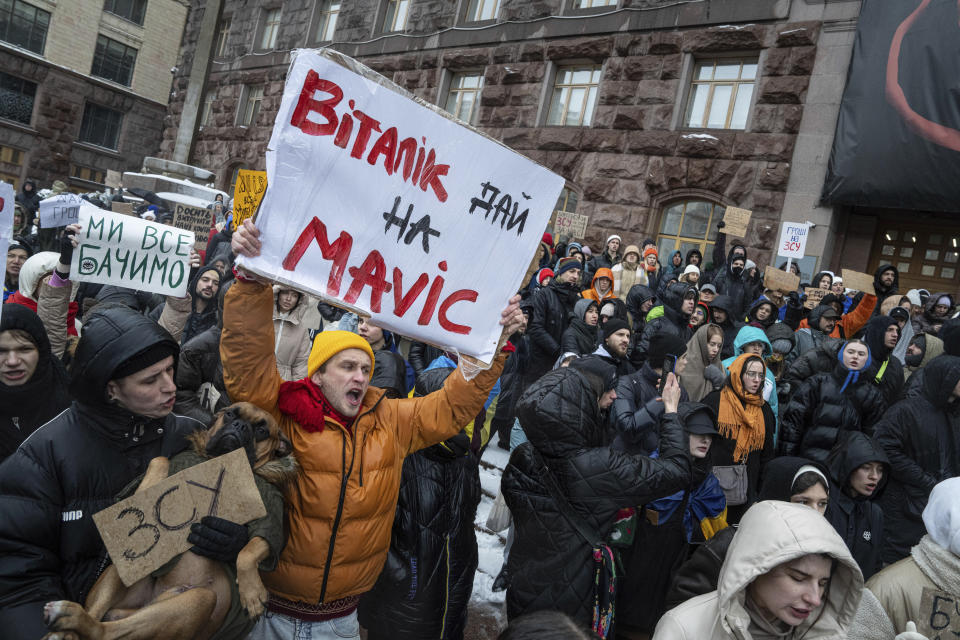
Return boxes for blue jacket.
[721,325,780,440]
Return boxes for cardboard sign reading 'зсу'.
[93,449,266,586]
[172,203,213,250]
[39,193,84,228]
[71,208,194,297]
[554,211,589,239]
[238,49,565,363]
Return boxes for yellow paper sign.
[723,206,752,238]
[232,169,268,231]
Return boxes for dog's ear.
[275,436,292,459]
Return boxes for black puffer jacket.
[408,340,444,378]
[0,307,200,640]
[526,279,581,377]
[173,325,228,425]
[873,263,899,310]
[635,282,697,366]
[503,367,690,626]
[708,244,751,319]
[876,354,960,563]
[709,294,743,360]
[359,368,480,640]
[780,358,886,463]
[611,363,689,456]
[861,315,905,406]
[825,432,889,580]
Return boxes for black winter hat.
[111,341,179,380]
[648,332,688,369]
[940,318,960,356]
[602,318,630,341]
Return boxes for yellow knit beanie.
[306,331,376,378]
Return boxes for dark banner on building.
[822,0,960,212]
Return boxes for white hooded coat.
[654,501,864,639]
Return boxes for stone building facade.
[0,0,189,191]
[163,0,863,275]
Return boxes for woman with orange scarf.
[701,353,776,524]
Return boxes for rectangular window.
[240,86,264,126]
[657,199,722,259]
[200,90,217,127]
[382,0,409,32]
[0,0,51,55]
[466,0,500,22]
[444,72,483,125]
[0,144,23,190]
[91,35,138,86]
[71,164,106,184]
[79,102,123,149]
[684,58,757,130]
[573,0,616,7]
[556,186,579,213]
[546,66,601,127]
[103,0,147,25]
[260,8,281,50]
[214,18,231,57]
[0,71,36,125]
[315,0,340,41]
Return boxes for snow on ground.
[467,432,512,636]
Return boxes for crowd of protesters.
[1,178,959,640]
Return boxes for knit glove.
[188,516,248,563]
[58,227,76,266]
[895,622,930,640]
[703,364,726,390]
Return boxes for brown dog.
[42,402,296,640]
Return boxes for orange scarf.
[717,354,767,463]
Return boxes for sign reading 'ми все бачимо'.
[71,208,195,297]
[238,49,565,364]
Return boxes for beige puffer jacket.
[654,501,864,640]
[273,286,314,381]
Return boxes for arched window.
[656,199,723,261]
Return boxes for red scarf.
[277,378,355,434]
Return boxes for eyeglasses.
[742,371,765,380]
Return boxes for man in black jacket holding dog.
[0,306,237,639]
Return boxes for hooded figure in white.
[654,500,864,639]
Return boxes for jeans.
[249,610,361,640]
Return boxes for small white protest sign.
[39,193,84,228]
[239,49,565,363]
[777,221,810,259]
[0,181,14,325]
[71,208,194,297]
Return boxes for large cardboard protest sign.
[777,221,809,259]
[917,587,960,640]
[111,201,134,215]
[105,170,122,189]
[764,267,800,294]
[841,268,875,294]
[804,287,828,309]
[238,49,565,363]
[71,208,194,297]
[232,169,268,231]
[722,206,752,238]
[172,203,213,251]
[0,181,14,325]
[39,193,84,228]
[554,210,588,239]
[93,449,266,586]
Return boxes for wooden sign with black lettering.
[93,448,266,586]
[917,587,960,640]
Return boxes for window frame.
[381,0,410,33]
[70,164,106,186]
[0,70,37,126]
[682,56,759,131]
[78,102,124,151]
[545,64,603,127]
[258,7,282,51]
[200,89,217,128]
[103,0,148,26]
[0,0,51,55]
[569,0,617,9]
[443,70,484,125]
[0,144,25,190]
[238,85,264,127]
[90,34,139,87]
[214,17,231,58]
[463,0,500,23]
[313,0,340,42]
[655,199,724,260]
